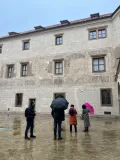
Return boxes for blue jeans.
[54,120,62,138]
[25,120,34,137]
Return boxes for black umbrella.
[50,98,69,110]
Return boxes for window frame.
[22,39,30,50]
[98,28,107,39]
[15,93,23,107]
[88,27,107,40]
[21,63,28,77]
[7,64,14,78]
[100,88,112,106]
[89,30,97,40]
[0,44,3,54]
[54,59,63,75]
[55,35,63,45]
[92,56,105,72]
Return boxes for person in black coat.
[51,94,69,140]
[51,108,64,140]
[24,102,36,140]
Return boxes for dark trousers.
[25,120,34,137]
[54,120,62,138]
[70,125,77,132]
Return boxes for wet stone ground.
[0,114,120,160]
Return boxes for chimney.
[8,32,19,36]
[60,20,70,25]
[90,13,100,19]
[34,25,45,30]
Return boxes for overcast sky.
[0,0,119,36]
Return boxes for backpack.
[69,108,75,116]
[25,108,29,117]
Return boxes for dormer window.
[90,13,100,19]
[60,20,70,25]
[34,25,45,31]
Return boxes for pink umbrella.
[84,102,94,115]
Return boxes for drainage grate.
[104,111,111,115]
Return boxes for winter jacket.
[25,107,36,121]
[69,108,77,125]
[51,109,65,121]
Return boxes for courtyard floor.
[0,114,120,160]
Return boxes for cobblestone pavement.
[0,114,120,160]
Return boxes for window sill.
[101,105,112,107]
[92,71,106,73]
[15,106,22,107]
[98,37,107,39]
[55,44,63,46]
[22,49,29,51]
[89,38,97,41]
[53,74,64,77]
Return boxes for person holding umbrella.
[81,102,94,132]
[50,94,69,140]
[82,104,90,132]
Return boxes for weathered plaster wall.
[0,15,119,115]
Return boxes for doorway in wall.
[118,83,120,114]
[53,93,66,99]
[29,99,36,109]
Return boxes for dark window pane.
[101,89,112,105]
[0,46,2,53]
[54,93,65,99]
[16,94,23,107]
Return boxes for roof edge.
[0,5,119,40]
[112,5,120,16]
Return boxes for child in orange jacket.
[69,104,77,132]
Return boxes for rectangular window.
[89,30,97,40]
[0,46,2,54]
[101,89,112,106]
[56,35,63,45]
[54,93,65,99]
[21,63,28,76]
[89,27,107,40]
[23,41,29,50]
[92,57,105,72]
[55,60,63,75]
[7,65,14,78]
[15,93,23,107]
[98,29,106,38]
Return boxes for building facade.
[0,6,120,115]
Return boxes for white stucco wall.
[0,11,119,115]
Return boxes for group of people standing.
[24,95,90,140]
